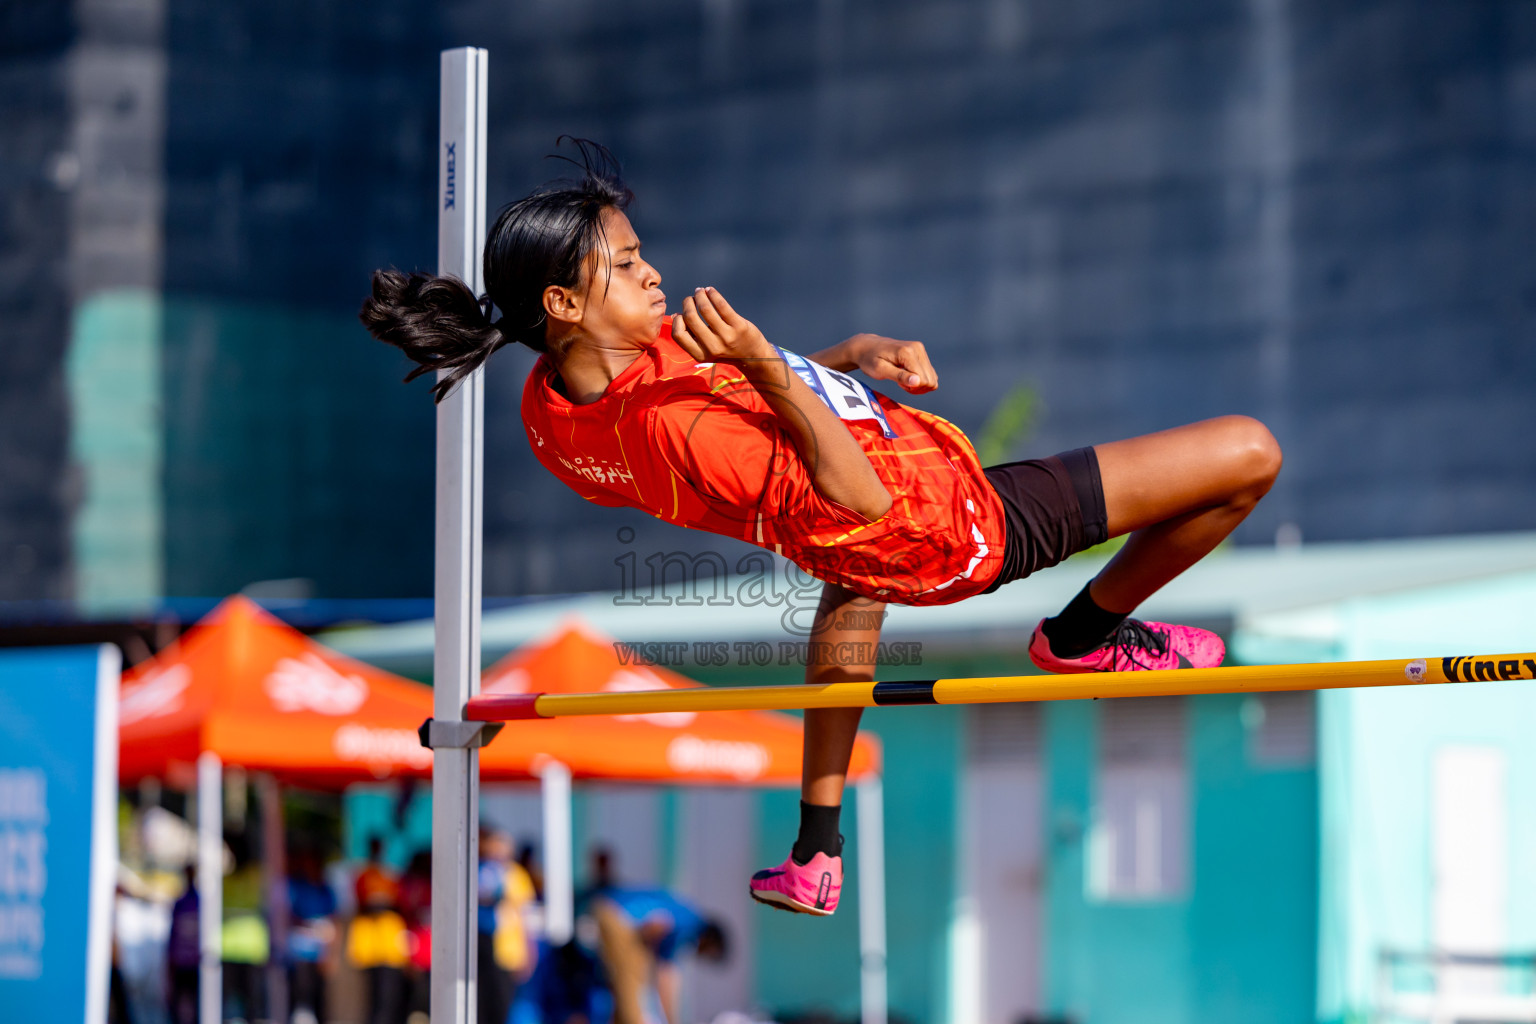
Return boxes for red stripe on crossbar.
[466,693,547,721]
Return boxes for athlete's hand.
[671,288,776,365]
[841,334,938,394]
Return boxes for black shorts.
[981,446,1109,592]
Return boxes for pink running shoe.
[749,851,842,916]
[1029,617,1225,673]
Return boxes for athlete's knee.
[1215,415,1282,496]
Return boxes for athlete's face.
[578,208,667,345]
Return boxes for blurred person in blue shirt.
[287,847,338,1024]
[516,936,602,1024]
[166,865,200,1024]
[590,886,727,1024]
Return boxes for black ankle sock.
[792,801,843,864]
[1042,584,1129,658]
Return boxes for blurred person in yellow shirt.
[480,827,537,1024]
[348,836,408,1024]
[496,851,538,975]
[221,837,269,1024]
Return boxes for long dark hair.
[359,138,633,402]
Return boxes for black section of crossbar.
[871,680,938,705]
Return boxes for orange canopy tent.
[119,595,436,787]
[119,596,447,1024]
[119,598,879,787]
[119,599,887,1019]
[476,622,881,784]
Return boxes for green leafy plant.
[975,383,1041,466]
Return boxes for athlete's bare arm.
[808,333,939,394]
[672,287,893,521]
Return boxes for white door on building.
[1087,697,1188,901]
[958,704,1044,1024]
[1432,746,1508,998]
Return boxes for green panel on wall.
[68,289,164,612]
[160,295,433,598]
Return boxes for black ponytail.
[360,137,633,403]
[360,270,506,402]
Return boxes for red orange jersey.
[520,325,1006,605]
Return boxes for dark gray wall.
[0,3,75,601]
[7,0,1534,602]
[158,0,439,598]
[458,0,1536,596]
[1285,0,1536,536]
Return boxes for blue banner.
[0,645,120,1023]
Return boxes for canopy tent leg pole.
[542,761,575,944]
[857,774,888,1024]
[257,774,289,1024]
[431,44,489,1024]
[197,751,223,1024]
[86,645,121,1024]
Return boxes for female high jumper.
[361,144,1281,917]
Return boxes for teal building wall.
[347,649,1319,1024]
[1043,698,1191,1024]
[1043,694,1318,1024]
[1187,696,1318,1024]
[1236,570,1536,1023]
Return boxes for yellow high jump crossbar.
[466,651,1536,721]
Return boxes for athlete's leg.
[1089,414,1281,611]
[1032,415,1280,669]
[752,583,883,915]
[801,583,884,807]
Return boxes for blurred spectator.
[354,837,400,911]
[480,827,537,1024]
[519,938,600,1024]
[591,887,727,1024]
[287,848,339,1024]
[578,846,616,906]
[113,865,170,1024]
[346,897,409,1024]
[515,841,544,901]
[497,855,537,980]
[398,851,433,1022]
[398,850,432,928]
[346,833,408,1024]
[166,866,200,1024]
[108,882,137,1024]
[221,838,269,1023]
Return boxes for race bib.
[776,347,897,439]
